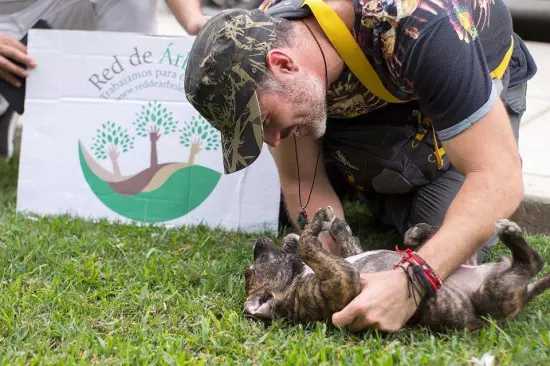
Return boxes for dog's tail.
[527,273,550,302]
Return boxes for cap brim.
[220,91,264,174]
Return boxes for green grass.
[1,155,550,365]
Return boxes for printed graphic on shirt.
[259,0,513,126]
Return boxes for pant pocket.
[502,81,527,139]
[503,82,527,118]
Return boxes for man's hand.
[332,269,419,332]
[0,34,36,87]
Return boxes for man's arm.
[417,98,523,279]
[331,99,524,332]
[270,136,344,254]
[164,0,208,36]
[396,16,524,277]
[332,13,525,332]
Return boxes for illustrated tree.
[90,120,135,177]
[133,100,178,168]
[179,115,221,166]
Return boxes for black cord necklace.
[295,20,328,230]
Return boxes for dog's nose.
[243,302,256,318]
[243,297,272,321]
[243,303,261,321]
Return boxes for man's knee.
[407,168,465,230]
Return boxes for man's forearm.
[416,167,523,280]
[165,0,202,17]
[165,0,205,34]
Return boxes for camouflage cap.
[184,8,281,174]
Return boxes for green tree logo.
[179,115,221,165]
[90,120,135,177]
[133,101,178,168]
[80,103,224,224]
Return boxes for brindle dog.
[243,206,550,331]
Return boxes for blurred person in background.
[0,0,208,160]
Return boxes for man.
[0,0,208,160]
[183,0,537,332]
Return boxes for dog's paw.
[310,206,335,233]
[282,233,300,254]
[329,217,352,240]
[496,219,522,237]
[316,206,335,223]
[403,223,434,248]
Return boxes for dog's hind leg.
[329,217,364,257]
[472,219,547,321]
[527,274,550,302]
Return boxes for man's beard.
[262,71,327,140]
[292,71,327,139]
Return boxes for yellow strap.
[302,0,408,104]
[301,0,514,170]
[302,0,514,100]
[490,36,514,80]
[431,121,445,169]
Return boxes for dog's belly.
[302,250,510,295]
[301,250,396,276]
[444,262,510,294]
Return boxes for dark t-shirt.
[259,0,537,140]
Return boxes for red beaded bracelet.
[393,247,443,292]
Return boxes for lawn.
[1,155,550,365]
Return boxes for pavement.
[13,5,550,235]
[509,41,550,235]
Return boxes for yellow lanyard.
[298,0,515,169]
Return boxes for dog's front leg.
[299,206,362,313]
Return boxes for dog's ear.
[282,234,300,254]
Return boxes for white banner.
[16,29,281,233]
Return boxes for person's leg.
[0,100,16,161]
[0,0,98,162]
[39,0,97,31]
[93,0,159,34]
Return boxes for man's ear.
[265,49,299,76]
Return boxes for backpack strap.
[491,36,514,80]
[301,0,409,104]
[267,0,515,169]
[300,0,514,101]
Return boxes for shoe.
[0,104,16,161]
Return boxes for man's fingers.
[0,54,29,79]
[2,34,27,53]
[0,44,35,70]
[333,304,376,333]
[0,37,36,69]
[4,46,36,68]
[332,299,365,327]
[0,68,22,87]
[347,315,375,333]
